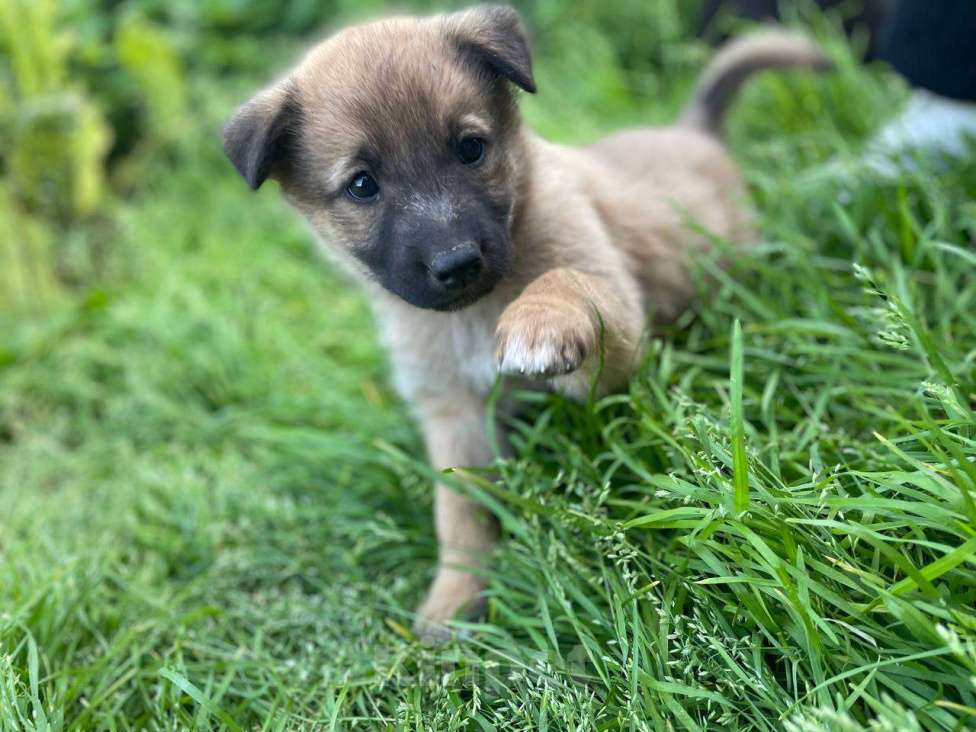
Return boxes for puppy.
[223,5,827,640]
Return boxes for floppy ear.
[446,5,536,94]
[222,82,301,190]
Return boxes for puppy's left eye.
[457,137,485,166]
[347,171,379,201]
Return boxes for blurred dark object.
[698,0,884,57]
[874,0,976,101]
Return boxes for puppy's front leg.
[413,391,497,641]
[496,267,644,398]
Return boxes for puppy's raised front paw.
[495,299,595,379]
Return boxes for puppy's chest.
[447,310,498,394]
[378,297,504,401]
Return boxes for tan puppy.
[223,5,827,639]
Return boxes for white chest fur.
[373,292,506,403]
[447,303,501,395]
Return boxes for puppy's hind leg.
[412,390,498,643]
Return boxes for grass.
[3,14,976,732]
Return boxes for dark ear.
[446,5,536,93]
[222,82,300,190]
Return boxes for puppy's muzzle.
[429,243,484,292]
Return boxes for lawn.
[2,2,976,730]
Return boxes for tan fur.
[223,6,827,641]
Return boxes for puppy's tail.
[679,28,831,136]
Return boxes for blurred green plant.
[0,0,194,309]
[111,13,187,187]
[0,0,111,220]
[0,0,111,310]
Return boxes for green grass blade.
[730,319,750,514]
[160,669,243,732]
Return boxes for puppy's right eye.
[347,172,379,201]
[457,137,485,166]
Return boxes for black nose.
[429,244,484,291]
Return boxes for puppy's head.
[223,5,535,311]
